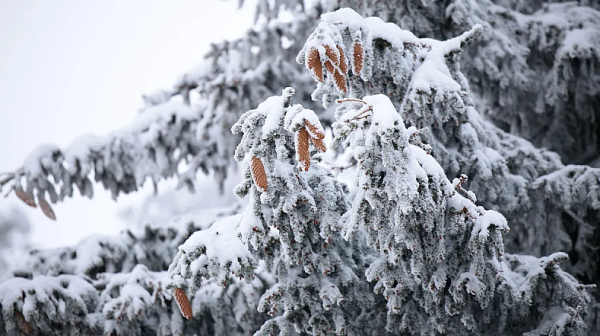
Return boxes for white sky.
[0,0,256,248]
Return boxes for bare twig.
[564,209,595,231]
[408,127,432,155]
[345,105,373,122]
[335,98,367,105]
[0,172,14,188]
[321,162,357,172]
[409,127,429,138]
[453,174,476,203]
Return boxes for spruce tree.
[2,0,598,288]
[0,1,598,335]
[169,87,387,336]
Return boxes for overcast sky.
[0,0,256,248]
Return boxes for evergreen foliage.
[0,1,599,335]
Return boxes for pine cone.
[296,127,311,171]
[333,70,348,94]
[251,156,268,191]
[307,47,323,82]
[310,137,327,153]
[38,198,56,220]
[324,45,340,66]
[304,120,325,140]
[324,60,335,74]
[15,188,36,208]
[353,41,363,75]
[338,45,348,74]
[15,310,33,335]
[174,287,193,320]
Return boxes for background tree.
[0,207,31,281]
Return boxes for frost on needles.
[167,9,595,330]
[0,205,275,336]
[168,83,592,334]
[169,87,387,335]
[298,4,600,305]
[0,4,598,336]
[2,0,599,295]
[330,93,590,335]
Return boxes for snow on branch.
[298,9,532,214]
[0,204,265,335]
[0,275,101,335]
[495,252,595,333]
[0,6,320,220]
[300,10,600,294]
[98,265,172,334]
[533,165,600,211]
[168,214,256,293]
[329,92,592,334]
[467,2,600,165]
[0,102,200,220]
[10,205,240,280]
[298,7,481,107]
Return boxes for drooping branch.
[0,9,319,220]
[0,102,201,220]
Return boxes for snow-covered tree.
[2,0,598,288]
[296,3,600,303]
[0,205,275,336]
[0,0,599,335]
[168,87,388,335]
[311,0,600,165]
[168,7,595,331]
[331,92,591,335]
